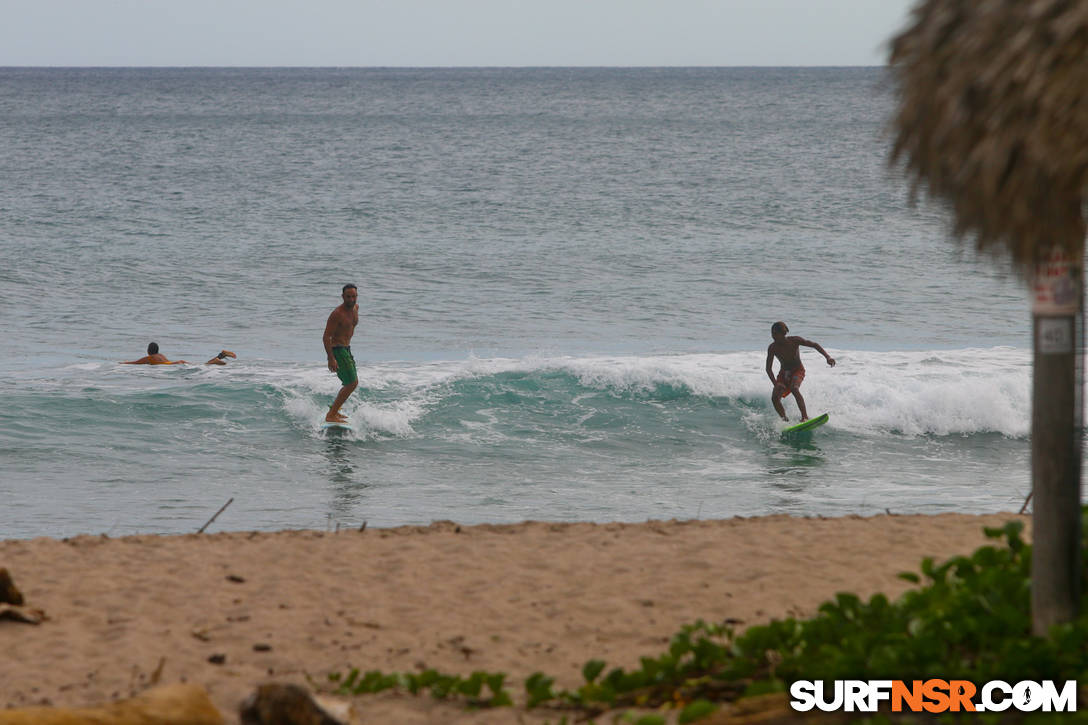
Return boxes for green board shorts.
[332,346,357,385]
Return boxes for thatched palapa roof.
[888,0,1088,274]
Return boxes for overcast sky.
[1,0,917,67]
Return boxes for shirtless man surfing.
[323,284,360,423]
[765,321,835,422]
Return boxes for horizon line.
[0,63,888,70]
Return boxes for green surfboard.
[781,412,829,435]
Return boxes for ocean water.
[0,67,1045,539]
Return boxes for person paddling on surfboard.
[122,343,236,366]
[323,283,360,424]
[121,342,187,365]
[765,321,835,422]
[205,350,237,365]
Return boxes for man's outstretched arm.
[800,339,836,366]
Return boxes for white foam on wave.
[258,361,433,439]
[438,347,1032,438]
[279,391,422,440]
[241,348,1034,440]
[350,400,423,438]
[814,348,1030,437]
[281,392,328,426]
[542,347,1031,437]
[64,362,107,372]
[556,352,758,399]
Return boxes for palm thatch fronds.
[888,0,1088,275]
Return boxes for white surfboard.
[320,421,356,433]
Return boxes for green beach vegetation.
[330,509,1088,722]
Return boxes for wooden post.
[1030,249,1084,635]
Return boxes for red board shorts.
[775,365,805,398]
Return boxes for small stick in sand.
[149,656,166,686]
[197,498,234,534]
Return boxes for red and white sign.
[1032,248,1081,315]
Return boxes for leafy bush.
[729,518,1087,686]
[332,510,1088,722]
[330,667,512,707]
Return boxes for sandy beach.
[0,512,1027,723]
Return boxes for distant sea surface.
[1,67,1044,539]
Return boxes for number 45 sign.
[1037,317,1073,355]
[1032,249,1081,355]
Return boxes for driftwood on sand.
[0,684,223,725]
[0,568,44,625]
